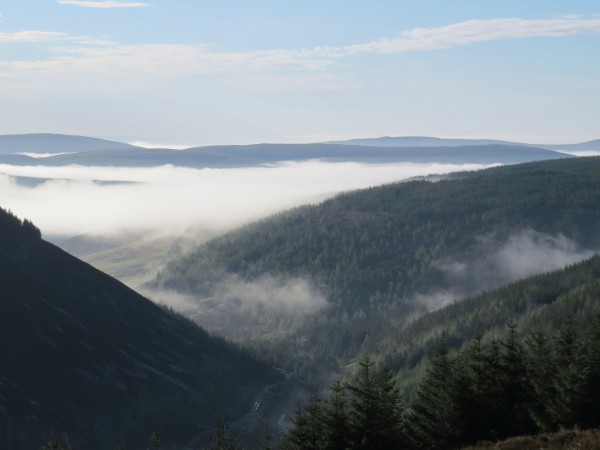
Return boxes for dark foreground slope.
[0,208,284,449]
[152,157,600,379]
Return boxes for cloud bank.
[0,161,494,237]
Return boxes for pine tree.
[42,428,74,450]
[259,422,274,450]
[550,316,587,428]
[452,333,494,445]
[323,380,351,450]
[407,342,458,449]
[525,329,558,431]
[281,394,326,450]
[207,416,241,450]
[494,321,536,439]
[580,314,600,428]
[347,356,405,450]
[149,431,161,449]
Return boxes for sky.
[1,1,599,146]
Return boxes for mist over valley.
[3,136,600,449]
[3,2,600,447]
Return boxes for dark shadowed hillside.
[0,207,287,449]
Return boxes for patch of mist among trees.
[143,274,327,341]
[414,229,596,312]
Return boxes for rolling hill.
[1,134,597,168]
[328,136,522,147]
[0,133,136,155]
[0,143,568,168]
[329,135,600,152]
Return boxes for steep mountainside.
[0,133,136,154]
[151,157,600,378]
[0,207,285,449]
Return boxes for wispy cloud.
[1,16,599,86]
[58,0,150,8]
[0,30,112,46]
[0,44,332,78]
[0,16,600,74]
[326,17,600,56]
[0,31,67,43]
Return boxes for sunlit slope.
[0,207,282,449]
[57,234,192,288]
[152,157,600,377]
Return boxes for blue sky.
[0,1,599,145]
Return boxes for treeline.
[0,206,41,247]
[282,316,600,450]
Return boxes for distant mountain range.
[0,133,135,154]
[327,135,600,151]
[2,133,599,156]
[0,206,294,449]
[0,141,572,168]
[2,133,599,169]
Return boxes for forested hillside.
[380,254,600,386]
[282,315,600,449]
[152,157,600,379]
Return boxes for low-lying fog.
[414,229,596,312]
[0,161,497,238]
